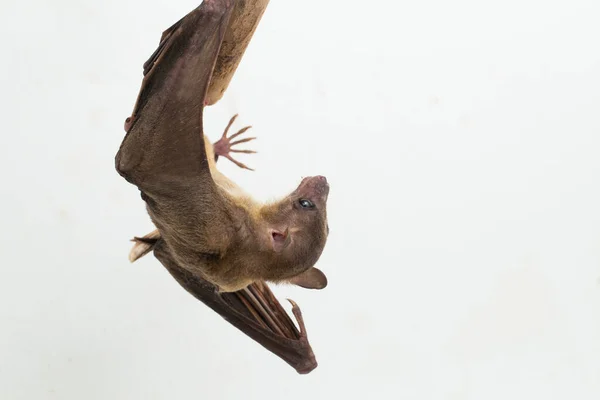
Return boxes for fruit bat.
[115,0,329,374]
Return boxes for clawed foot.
[213,114,256,171]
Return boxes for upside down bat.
[115,0,329,374]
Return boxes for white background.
[2,0,600,398]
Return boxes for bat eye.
[298,199,315,209]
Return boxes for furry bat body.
[115,0,329,373]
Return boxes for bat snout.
[297,175,329,202]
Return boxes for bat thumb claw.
[286,298,308,339]
[286,298,298,308]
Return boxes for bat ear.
[289,267,328,290]
[271,228,291,253]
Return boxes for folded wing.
[116,0,234,199]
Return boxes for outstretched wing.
[115,0,234,198]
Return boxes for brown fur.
[116,1,329,293]
[115,0,326,374]
[130,134,329,292]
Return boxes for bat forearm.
[206,0,271,105]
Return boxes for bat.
[115,0,329,374]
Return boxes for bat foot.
[213,114,257,171]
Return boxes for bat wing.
[154,239,318,374]
[142,16,186,76]
[116,0,233,200]
[116,0,319,374]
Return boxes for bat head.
[260,176,330,288]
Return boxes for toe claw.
[229,126,252,141]
[230,149,257,154]
[230,137,256,146]
[225,155,254,171]
[222,114,239,138]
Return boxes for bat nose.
[305,175,329,199]
[305,175,328,189]
[297,175,329,199]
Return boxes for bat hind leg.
[213,114,257,171]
